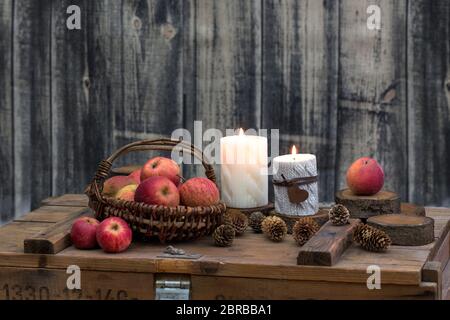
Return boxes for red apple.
[346,157,385,196]
[96,217,132,253]
[115,184,138,201]
[70,217,100,249]
[128,169,142,184]
[135,176,180,207]
[179,177,220,207]
[140,156,181,186]
[103,176,136,197]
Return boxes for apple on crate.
[70,217,100,249]
[96,217,132,253]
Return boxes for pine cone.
[213,224,235,247]
[223,210,248,235]
[249,212,265,233]
[261,216,287,242]
[292,217,320,246]
[329,204,350,226]
[353,223,391,252]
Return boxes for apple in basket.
[128,168,142,184]
[140,156,181,186]
[96,217,132,253]
[179,177,220,207]
[115,184,138,201]
[103,175,137,197]
[135,176,180,207]
[70,217,100,249]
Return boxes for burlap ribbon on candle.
[272,175,318,204]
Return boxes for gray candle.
[273,147,318,216]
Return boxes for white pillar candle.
[220,130,268,208]
[273,146,318,216]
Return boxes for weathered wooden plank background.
[0,0,449,223]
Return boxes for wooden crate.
[0,194,449,300]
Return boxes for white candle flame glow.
[239,128,245,136]
[291,145,297,155]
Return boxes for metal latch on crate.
[155,278,191,300]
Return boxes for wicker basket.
[85,138,226,242]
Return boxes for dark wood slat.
[51,0,91,196]
[184,0,262,182]
[82,0,121,172]
[262,0,339,202]
[407,0,450,206]
[115,0,184,167]
[0,0,14,223]
[336,0,408,201]
[13,0,52,217]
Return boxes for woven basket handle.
[87,138,216,203]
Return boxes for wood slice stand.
[335,189,401,219]
[367,214,435,246]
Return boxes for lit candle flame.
[239,128,245,136]
[291,145,297,155]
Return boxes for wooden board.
[13,0,53,217]
[24,208,93,254]
[407,0,450,205]
[115,0,184,167]
[14,206,89,223]
[336,0,408,200]
[0,267,154,300]
[0,0,13,223]
[41,194,89,207]
[191,275,436,300]
[51,0,95,197]
[335,189,401,219]
[261,0,339,202]
[297,219,360,266]
[184,0,262,182]
[367,214,434,246]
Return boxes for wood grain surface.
[0,197,449,300]
[23,208,93,254]
[0,267,154,300]
[336,0,408,201]
[0,0,13,222]
[13,0,53,219]
[407,0,450,205]
[261,0,339,202]
[0,1,449,223]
